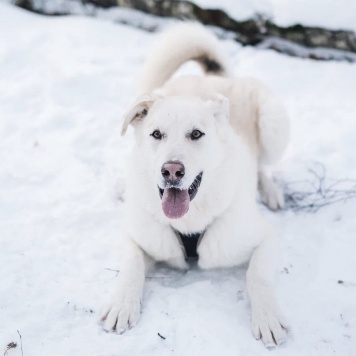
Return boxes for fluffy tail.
[138,23,232,93]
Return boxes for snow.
[1,3,356,355]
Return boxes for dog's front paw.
[251,300,290,348]
[259,173,284,211]
[99,296,141,334]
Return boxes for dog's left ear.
[121,93,161,136]
[206,94,230,140]
[207,94,230,123]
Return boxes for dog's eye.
[150,130,163,140]
[190,129,205,140]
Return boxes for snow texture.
[0,3,356,356]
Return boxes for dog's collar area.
[172,228,205,259]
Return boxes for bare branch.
[282,163,356,212]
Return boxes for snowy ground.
[1,3,356,356]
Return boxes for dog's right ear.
[121,94,160,136]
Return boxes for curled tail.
[139,23,232,93]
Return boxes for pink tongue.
[162,188,190,219]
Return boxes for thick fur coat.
[100,23,290,347]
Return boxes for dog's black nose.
[161,161,185,183]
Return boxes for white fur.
[100,23,290,347]
[139,23,232,93]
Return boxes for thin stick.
[17,330,23,356]
[282,163,356,212]
[104,268,120,273]
[4,342,17,356]
[158,332,166,340]
[146,276,172,279]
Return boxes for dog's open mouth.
[158,172,203,219]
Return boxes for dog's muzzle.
[158,171,203,219]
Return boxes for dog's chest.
[174,230,204,259]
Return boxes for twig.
[338,280,356,287]
[17,331,23,356]
[4,342,17,356]
[146,276,172,279]
[157,332,166,340]
[282,163,356,212]
[105,268,171,279]
[105,268,120,277]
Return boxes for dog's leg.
[256,84,289,211]
[99,239,152,333]
[258,168,284,210]
[246,236,290,347]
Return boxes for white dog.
[100,23,290,347]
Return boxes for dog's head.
[122,93,230,220]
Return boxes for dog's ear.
[207,94,230,124]
[206,94,230,140]
[206,94,230,123]
[121,93,160,136]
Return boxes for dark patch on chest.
[178,232,201,259]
